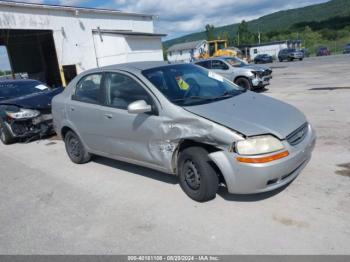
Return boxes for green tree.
[205,24,216,41]
[237,20,254,45]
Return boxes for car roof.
[100,61,171,72]
[195,57,232,62]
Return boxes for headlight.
[251,71,262,78]
[236,135,284,155]
[6,108,40,119]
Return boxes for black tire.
[279,58,283,62]
[235,77,252,90]
[299,58,303,61]
[64,131,91,164]
[178,147,219,202]
[0,122,15,145]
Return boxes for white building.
[167,40,207,63]
[0,1,165,86]
[246,40,302,60]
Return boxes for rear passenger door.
[68,73,106,152]
[99,71,165,167]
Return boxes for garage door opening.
[0,46,12,79]
[0,29,62,87]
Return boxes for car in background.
[343,44,350,54]
[254,54,273,64]
[278,48,304,62]
[0,79,63,144]
[52,61,316,202]
[194,57,272,90]
[316,47,331,56]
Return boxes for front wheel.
[178,147,219,202]
[0,122,15,145]
[64,131,91,164]
[235,77,252,90]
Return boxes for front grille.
[287,123,309,146]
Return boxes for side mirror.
[127,100,152,114]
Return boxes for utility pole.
[237,31,240,46]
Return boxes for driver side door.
[98,71,166,167]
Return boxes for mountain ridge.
[163,0,350,49]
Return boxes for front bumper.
[5,114,54,139]
[291,54,303,59]
[209,124,316,194]
[251,75,272,88]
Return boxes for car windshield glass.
[0,81,49,100]
[224,57,249,67]
[142,64,245,106]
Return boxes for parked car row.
[0,61,316,202]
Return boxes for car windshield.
[142,64,245,106]
[224,57,249,67]
[0,80,49,100]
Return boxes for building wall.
[249,43,288,59]
[93,33,163,66]
[0,5,161,75]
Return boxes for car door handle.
[70,107,75,112]
[104,114,113,119]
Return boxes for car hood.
[184,92,306,139]
[242,64,270,72]
[0,87,63,110]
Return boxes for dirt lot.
[0,55,350,255]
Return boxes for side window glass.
[195,61,210,69]
[105,73,152,110]
[211,60,229,70]
[74,74,102,104]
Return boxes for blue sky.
[0,0,329,70]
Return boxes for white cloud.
[113,0,329,39]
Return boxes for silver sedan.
[52,62,316,202]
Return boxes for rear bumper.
[209,124,316,194]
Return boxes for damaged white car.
[52,62,316,202]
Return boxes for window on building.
[254,49,258,54]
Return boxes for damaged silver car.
[52,62,316,202]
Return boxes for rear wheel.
[64,131,91,164]
[235,77,252,90]
[178,147,219,202]
[0,122,15,145]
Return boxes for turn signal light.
[237,151,289,164]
